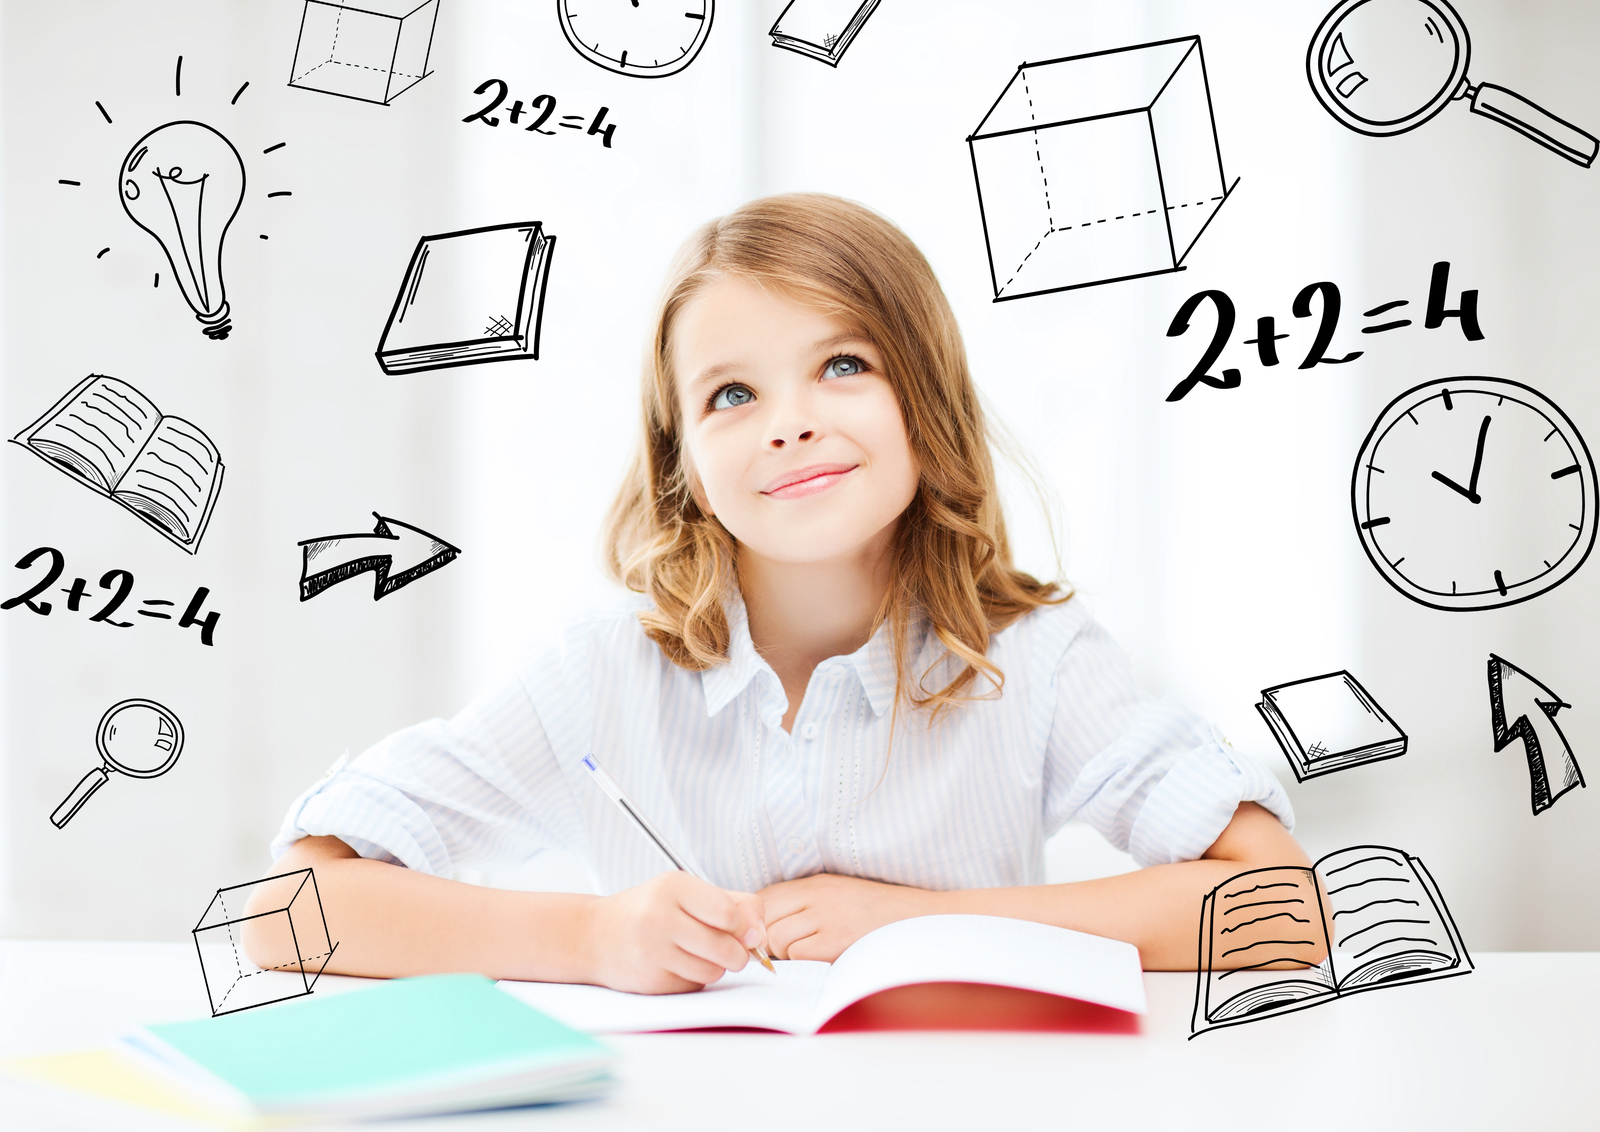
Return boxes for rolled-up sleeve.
[1040,617,1293,867]
[269,664,586,875]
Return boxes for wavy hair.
[603,193,1067,715]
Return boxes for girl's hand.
[758,874,942,961]
[583,872,768,994]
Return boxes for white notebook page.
[500,961,826,1035]
[813,915,1146,1026]
[500,915,1145,1035]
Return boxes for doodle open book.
[12,375,223,553]
[1191,845,1471,1036]
[115,974,613,1121]
[500,914,1146,1034]
[376,221,556,374]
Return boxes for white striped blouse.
[271,594,1293,894]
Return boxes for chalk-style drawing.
[49,699,184,829]
[1351,377,1597,611]
[120,121,245,339]
[1165,261,1483,401]
[966,37,1237,302]
[1488,655,1584,816]
[462,80,617,148]
[1191,845,1470,1037]
[299,513,460,602]
[768,0,880,67]
[12,375,224,554]
[193,869,338,1017]
[288,0,439,105]
[1308,0,1598,168]
[60,68,293,279]
[2,547,221,646]
[557,0,714,79]
[1257,671,1407,782]
[376,222,557,374]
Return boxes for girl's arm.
[253,835,768,994]
[759,801,1313,970]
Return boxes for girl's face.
[672,274,920,566]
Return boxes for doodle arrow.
[298,513,460,602]
[1487,654,1585,816]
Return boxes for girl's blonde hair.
[603,193,1067,715]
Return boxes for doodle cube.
[192,869,337,1017]
[288,0,439,106]
[967,37,1236,301]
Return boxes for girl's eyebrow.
[685,361,746,393]
[813,332,873,353]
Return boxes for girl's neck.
[737,526,895,730]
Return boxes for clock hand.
[1431,469,1482,503]
[1431,415,1492,504]
[1466,415,1492,496]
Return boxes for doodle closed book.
[115,974,613,1120]
[1256,670,1407,781]
[376,221,556,374]
[500,914,1146,1035]
[769,0,882,66]
[1191,845,1471,1037]
[12,374,223,553]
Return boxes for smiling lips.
[761,463,858,499]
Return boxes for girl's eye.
[824,355,865,379]
[710,383,755,411]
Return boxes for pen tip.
[756,949,775,973]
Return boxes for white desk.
[2,941,1596,1130]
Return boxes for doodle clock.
[1352,377,1597,611]
[557,1,714,78]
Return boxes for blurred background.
[3,0,1597,949]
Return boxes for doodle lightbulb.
[120,120,245,340]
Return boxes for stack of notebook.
[14,975,612,1122]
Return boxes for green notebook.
[117,974,613,1120]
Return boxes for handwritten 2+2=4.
[1166,261,1484,402]
[2,547,219,646]
[464,80,617,148]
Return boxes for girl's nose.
[769,428,815,449]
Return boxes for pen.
[581,755,776,973]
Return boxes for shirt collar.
[699,589,905,720]
[699,591,769,719]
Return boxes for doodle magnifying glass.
[1308,0,1599,167]
[50,699,184,829]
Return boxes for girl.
[267,194,1307,994]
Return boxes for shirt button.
[787,837,806,854]
[801,722,818,739]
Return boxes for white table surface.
[1,941,1596,1131]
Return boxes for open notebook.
[500,914,1146,1035]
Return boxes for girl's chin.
[734,530,892,567]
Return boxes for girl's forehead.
[680,272,821,317]
[674,277,872,354]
